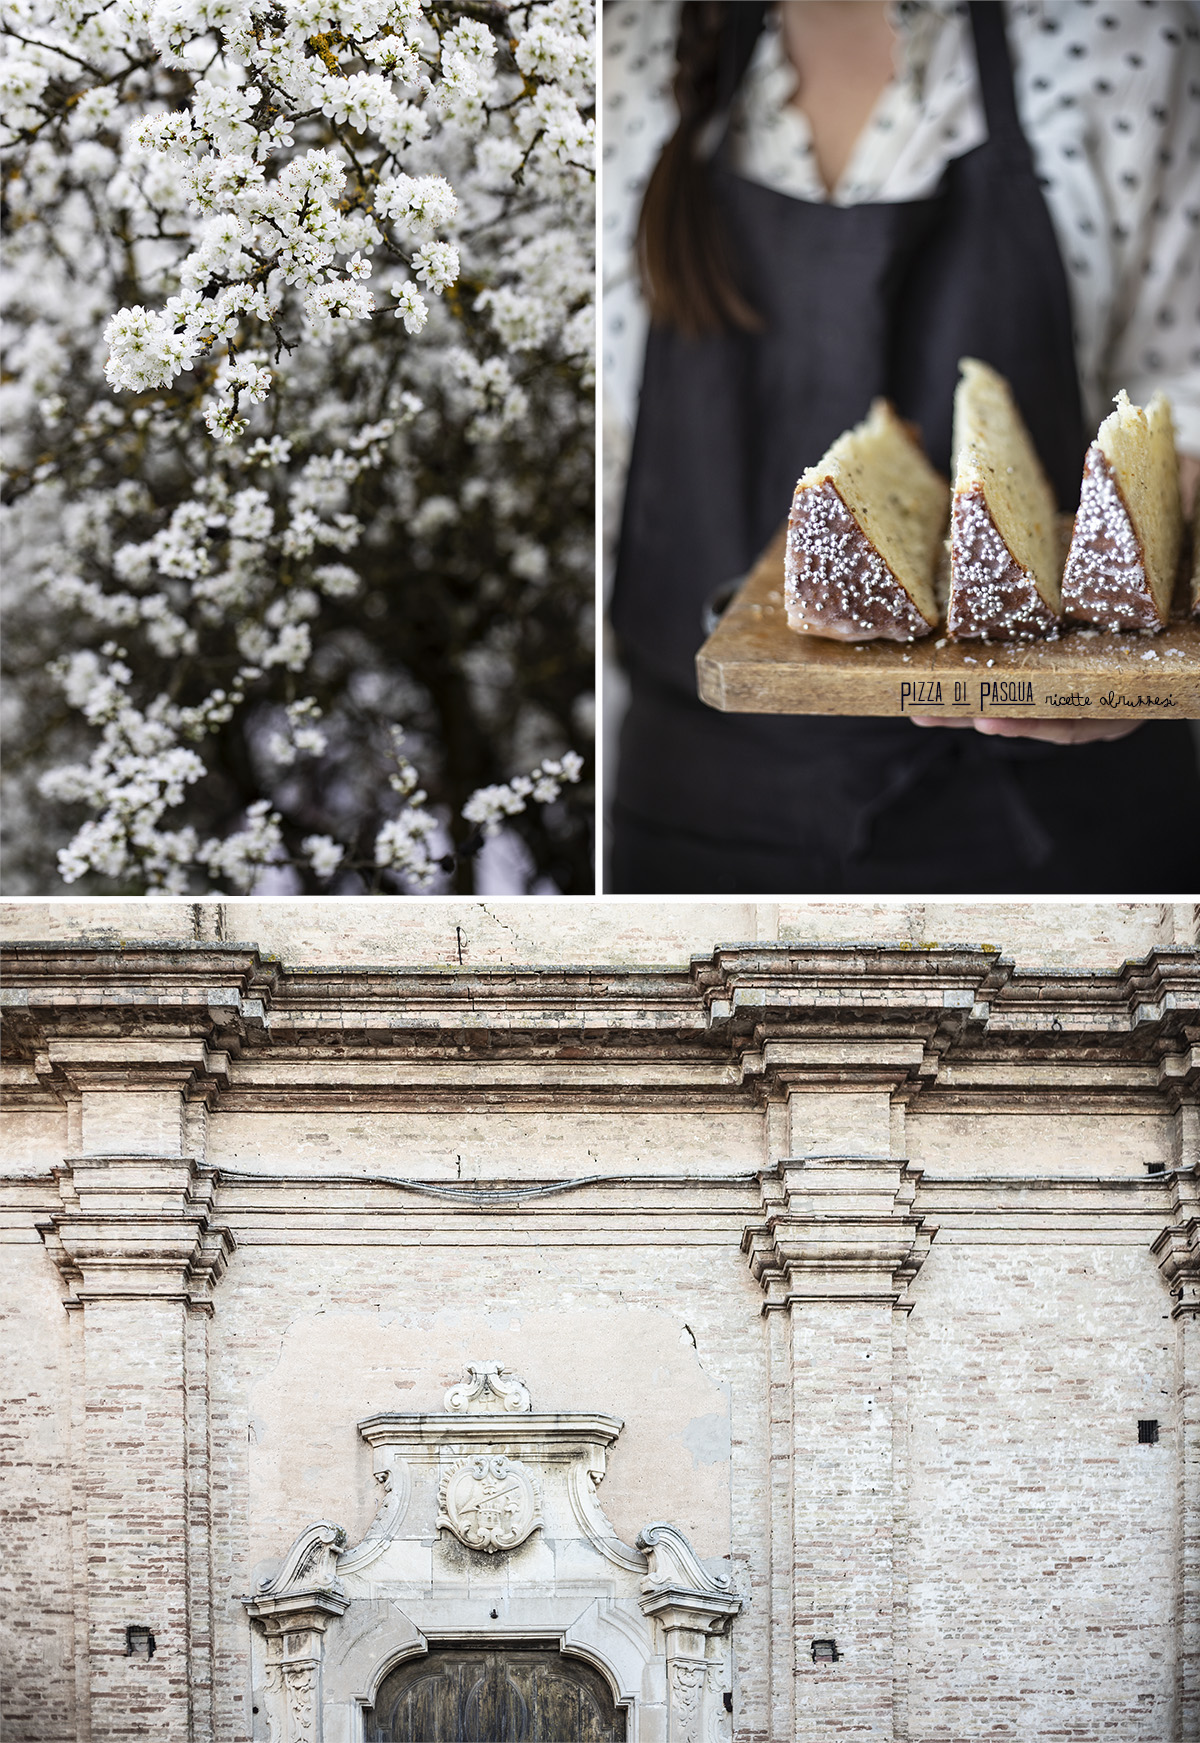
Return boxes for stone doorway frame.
[245,1365,742,1743]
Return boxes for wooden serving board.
[696,527,1200,720]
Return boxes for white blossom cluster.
[462,750,584,836]
[2,0,594,894]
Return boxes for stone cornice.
[356,1412,625,1456]
[2,942,1196,1115]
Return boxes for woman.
[605,1,1200,893]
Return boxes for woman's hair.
[635,1,767,338]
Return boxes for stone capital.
[38,1152,234,1309]
[742,1155,935,1313]
[739,1037,935,1096]
[1152,1163,1200,1320]
[37,1036,231,1094]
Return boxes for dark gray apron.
[610,1,1200,893]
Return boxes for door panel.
[367,1645,626,1743]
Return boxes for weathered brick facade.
[1,901,1198,1743]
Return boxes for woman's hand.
[910,716,1141,745]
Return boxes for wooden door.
[367,1645,626,1743]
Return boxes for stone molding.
[357,1410,625,1454]
[742,1156,935,1313]
[37,1152,235,1309]
[1153,1164,1200,1320]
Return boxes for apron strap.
[716,1,770,112]
[968,1,1030,166]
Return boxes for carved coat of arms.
[437,1454,542,1554]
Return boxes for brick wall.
[0,908,1196,1743]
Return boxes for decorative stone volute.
[246,1524,350,1743]
[637,1521,741,1634]
[444,1360,531,1413]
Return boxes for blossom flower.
[104,307,199,393]
[375,173,458,236]
[412,241,459,296]
[200,801,284,892]
[302,834,345,880]
[391,282,429,334]
[374,808,439,889]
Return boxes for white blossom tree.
[1,0,593,893]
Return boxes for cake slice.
[1061,391,1182,632]
[947,359,1061,640]
[784,399,948,642]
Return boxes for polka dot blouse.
[602,0,1200,481]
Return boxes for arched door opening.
[366,1644,627,1743]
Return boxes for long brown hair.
[634,1,768,338]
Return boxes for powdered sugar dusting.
[947,488,1060,641]
[1061,444,1163,631]
[784,482,933,642]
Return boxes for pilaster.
[245,1525,350,1743]
[742,1151,932,1743]
[1154,1164,1200,1743]
[707,947,961,1743]
[35,1040,234,1743]
[637,1525,742,1743]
